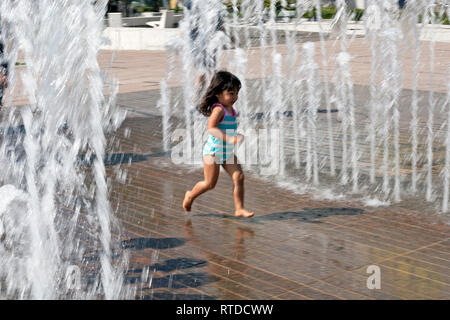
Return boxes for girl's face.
[216,88,239,107]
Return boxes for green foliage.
[321,6,336,19]
[302,6,336,20]
[435,10,449,25]
[264,0,282,11]
[352,8,364,21]
[302,6,365,21]
[415,11,450,25]
[130,1,150,12]
[139,5,153,12]
[221,1,449,25]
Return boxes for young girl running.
[182,71,254,218]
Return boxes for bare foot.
[235,208,254,218]
[182,191,193,212]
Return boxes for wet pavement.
[2,36,450,300]
[106,110,450,300]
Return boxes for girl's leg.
[183,155,220,211]
[221,155,254,218]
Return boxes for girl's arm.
[207,106,240,144]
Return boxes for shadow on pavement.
[126,272,215,288]
[78,151,171,166]
[196,207,365,224]
[127,258,207,274]
[248,109,338,119]
[140,292,217,300]
[103,153,150,165]
[0,124,26,135]
[120,237,186,250]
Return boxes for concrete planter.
[347,0,366,10]
[108,12,122,28]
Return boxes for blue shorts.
[203,141,235,164]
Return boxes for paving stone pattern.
[107,111,450,300]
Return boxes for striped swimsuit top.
[203,103,237,160]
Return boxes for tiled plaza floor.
[106,111,450,300]
[2,33,450,300]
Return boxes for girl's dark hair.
[197,71,241,117]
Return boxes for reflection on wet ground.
[106,114,450,300]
